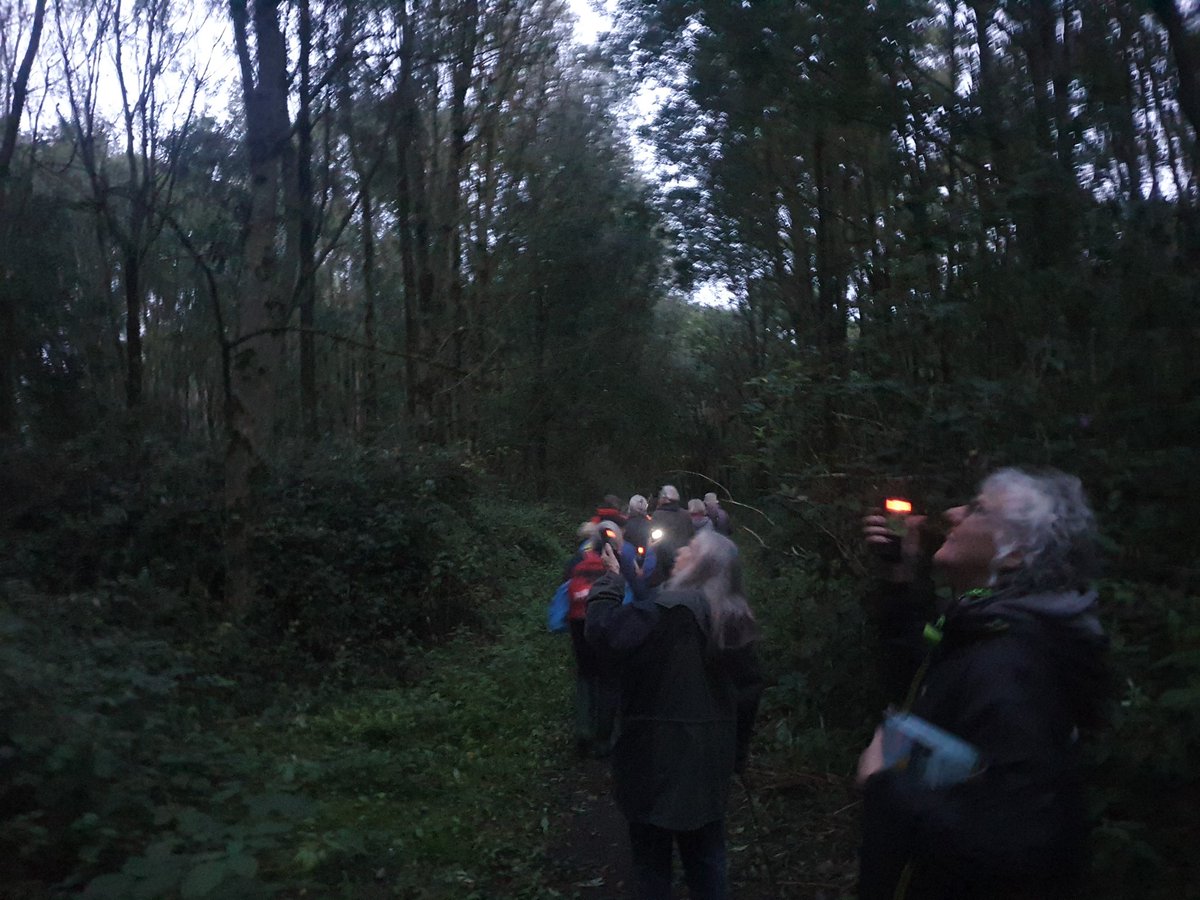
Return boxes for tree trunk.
[0,0,48,439]
[360,182,378,437]
[395,0,420,424]
[297,0,318,442]
[123,249,144,408]
[1153,0,1200,144]
[225,0,296,608]
[443,0,478,442]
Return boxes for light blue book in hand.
[882,711,980,789]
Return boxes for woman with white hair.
[624,493,652,549]
[585,529,763,900]
[857,468,1109,899]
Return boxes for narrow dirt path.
[542,755,793,899]
[544,756,635,898]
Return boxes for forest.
[1,0,1198,896]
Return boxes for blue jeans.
[628,819,728,900]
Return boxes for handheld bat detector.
[636,545,646,564]
[885,498,913,536]
[871,497,913,563]
[594,526,618,554]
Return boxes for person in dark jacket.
[648,484,694,587]
[586,529,763,900]
[624,494,652,549]
[562,520,637,757]
[856,468,1109,899]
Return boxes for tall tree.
[0,0,48,438]
[225,0,298,606]
[54,0,202,412]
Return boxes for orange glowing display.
[884,498,913,515]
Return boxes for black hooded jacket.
[860,583,1109,899]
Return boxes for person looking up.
[704,492,732,536]
[586,529,763,900]
[856,468,1109,899]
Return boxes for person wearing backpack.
[564,520,629,757]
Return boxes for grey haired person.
[625,494,652,549]
[688,498,712,531]
[586,530,763,899]
[856,468,1109,899]
[703,492,732,536]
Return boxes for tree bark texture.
[225,0,296,607]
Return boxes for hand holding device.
[599,542,621,575]
[863,497,927,579]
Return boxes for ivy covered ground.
[0,559,860,900]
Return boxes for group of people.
[559,484,759,900]
[558,487,741,760]
[553,469,1109,900]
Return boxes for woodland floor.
[541,753,860,900]
[52,566,862,899]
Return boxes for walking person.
[562,520,632,757]
[586,530,763,899]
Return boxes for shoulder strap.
[900,615,945,712]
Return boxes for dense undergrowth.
[1,436,1198,898]
[0,437,577,898]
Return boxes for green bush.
[0,437,571,896]
[1083,580,1200,896]
[0,582,296,896]
[243,446,566,684]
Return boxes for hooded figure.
[857,468,1109,899]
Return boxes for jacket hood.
[986,589,1104,637]
[953,589,1110,729]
